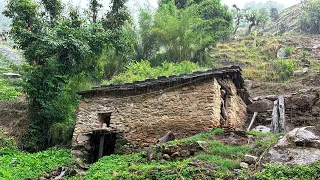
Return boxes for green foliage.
[284,46,295,57]
[243,8,269,36]
[269,59,295,82]
[0,51,23,102]
[0,148,74,179]
[254,162,320,180]
[0,79,22,101]
[136,0,232,64]
[105,60,205,85]
[3,0,111,151]
[300,0,320,34]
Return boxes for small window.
[98,113,111,128]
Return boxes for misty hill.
[0,0,10,31]
[264,3,303,36]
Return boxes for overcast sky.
[220,0,300,8]
[71,0,300,10]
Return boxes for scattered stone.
[171,152,180,159]
[180,150,190,157]
[240,162,249,169]
[275,126,320,148]
[233,169,243,175]
[196,141,208,149]
[265,95,278,101]
[252,125,271,133]
[243,154,258,165]
[163,154,171,161]
[277,47,286,58]
[293,67,309,76]
[265,147,320,166]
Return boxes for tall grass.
[104,60,207,85]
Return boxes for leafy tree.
[243,8,269,36]
[102,0,131,31]
[300,0,320,34]
[4,0,109,151]
[192,0,233,61]
[146,0,232,64]
[231,4,243,35]
[136,10,158,61]
[100,0,137,79]
[41,0,62,25]
[89,0,102,23]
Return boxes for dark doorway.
[89,130,117,163]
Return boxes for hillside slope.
[264,3,303,36]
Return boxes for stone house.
[72,66,248,163]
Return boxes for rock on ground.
[263,126,320,165]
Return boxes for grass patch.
[85,128,281,180]
[103,60,207,85]
[0,130,74,179]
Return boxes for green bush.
[284,46,295,57]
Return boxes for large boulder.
[263,126,320,165]
[247,99,274,113]
[275,126,320,148]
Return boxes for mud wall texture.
[248,88,320,130]
[72,78,247,159]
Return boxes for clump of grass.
[104,60,207,85]
[284,46,296,57]
[254,161,320,180]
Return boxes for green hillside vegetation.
[85,128,320,180]
[212,36,302,82]
[0,51,23,101]
[264,3,303,36]
[0,130,74,179]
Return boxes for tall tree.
[231,4,243,35]
[4,0,108,151]
[89,0,102,23]
[102,0,130,30]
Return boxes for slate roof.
[78,65,244,98]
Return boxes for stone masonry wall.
[247,88,320,131]
[72,78,247,159]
